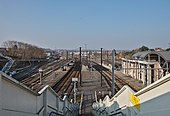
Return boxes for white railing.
[0,72,79,116]
[92,73,170,116]
[1,53,15,73]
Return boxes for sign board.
[130,93,140,111]
[72,78,78,82]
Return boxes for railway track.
[21,59,68,90]
[52,61,80,98]
[92,62,140,93]
[14,58,59,81]
[104,70,141,92]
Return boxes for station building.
[122,51,170,86]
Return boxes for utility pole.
[66,51,68,61]
[89,51,91,63]
[80,47,82,86]
[101,48,103,87]
[95,51,97,61]
[72,52,74,59]
[89,51,92,72]
[112,50,115,96]
[85,44,88,62]
[107,50,109,65]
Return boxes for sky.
[0,0,170,50]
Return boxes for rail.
[52,61,80,98]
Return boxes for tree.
[139,45,149,52]
[2,41,47,59]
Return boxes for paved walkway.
[79,70,109,116]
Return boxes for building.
[122,51,170,86]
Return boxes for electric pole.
[112,49,115,96]
[80,47,82,86]
[101,48,103,87]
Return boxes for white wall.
[92,73,170,116]
[0,72,79,116]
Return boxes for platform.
[101,63,145,91]
[115,70,145,91]
[79,70,110,115]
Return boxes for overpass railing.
[0,72,79,116]
[92,73,170,116]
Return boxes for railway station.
[1,0,170,115]
[0,48,170,116]
[122,51,170,85]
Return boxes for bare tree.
[2,41,47,59]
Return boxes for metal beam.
[112,50,115,96]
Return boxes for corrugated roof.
[132,51,170,62]
[132,51,150,59]
[158,51,170,61]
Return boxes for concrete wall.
[92,73,170,116]
[0,72,79,116]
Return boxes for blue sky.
[0,0,170,50]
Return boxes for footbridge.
[92,73,170,116]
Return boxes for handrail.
[63,106,71,112]
[49,111,64,116]
[110,105,126,113]
[99,107,108,115]
[47,105,58,112]
[36,106,45,115]
[109,105,126,116]
[64,107,73,115]
[109,111,125,116]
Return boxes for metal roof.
[158,51,170,61]
[132,51,170,62]
[132,51,150,60]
